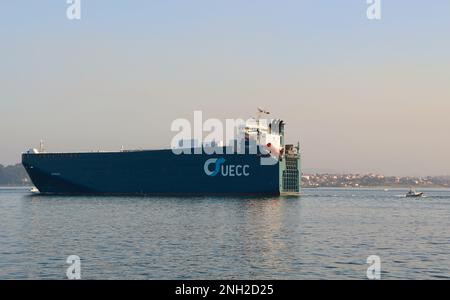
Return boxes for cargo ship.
[22,112,301,196]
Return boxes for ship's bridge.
[244,118,285,157]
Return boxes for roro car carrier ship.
[22,112,301,196]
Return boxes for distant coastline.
[0,164,30,187]
[302,174,450,189]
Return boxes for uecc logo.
[204,158,250,177]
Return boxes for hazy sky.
[1,1,449,175]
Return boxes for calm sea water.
[0,187,449,280]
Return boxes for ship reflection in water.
[1,188,450,279]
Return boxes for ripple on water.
[0,188,450,279]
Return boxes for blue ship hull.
[22,149,299,196]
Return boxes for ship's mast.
[39,140,45,153]
[256,107,270,144]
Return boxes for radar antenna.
[257,107,270,119]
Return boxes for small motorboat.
[30,187,39,194]
[406,189,423,198]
